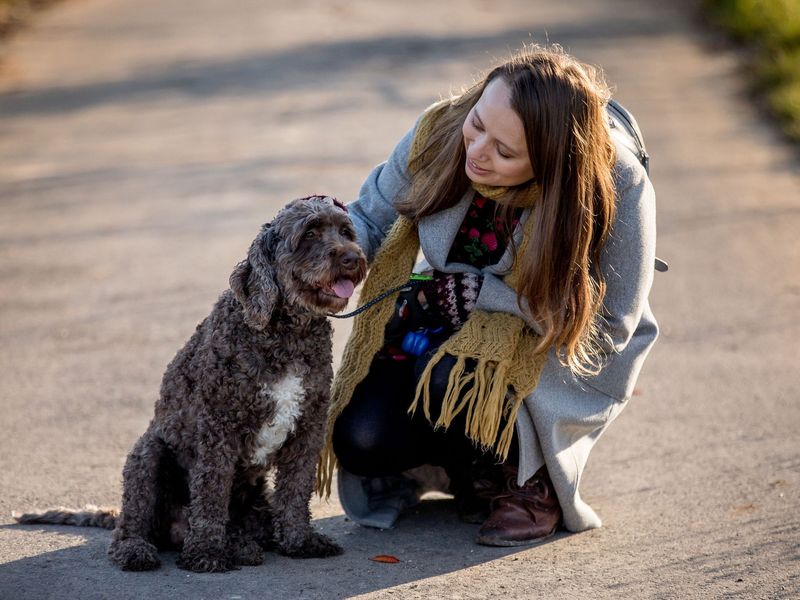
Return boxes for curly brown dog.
[15,195,367,572]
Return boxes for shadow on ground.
[0,498,571,600]
[0,18,679,117]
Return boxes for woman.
[318,45,659,546]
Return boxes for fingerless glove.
[421,271,482,330]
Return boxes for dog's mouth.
[321,278,356,299]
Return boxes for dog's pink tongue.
[331,279,355,299]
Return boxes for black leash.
[327,282,413,319]
[327,274,433,319]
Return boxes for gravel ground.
[1,0,798,598]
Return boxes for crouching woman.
[317,45,658,546]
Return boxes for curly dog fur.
[16,195,367,572]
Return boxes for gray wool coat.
[340,114,659,532]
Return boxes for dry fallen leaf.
[370,554,401,563]
[731,503,756,515]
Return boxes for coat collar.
[418,190,472,270]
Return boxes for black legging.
[332,349,518,480]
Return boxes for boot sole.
[475,528,557,548]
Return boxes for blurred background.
[1,1,798,599]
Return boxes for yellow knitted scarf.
[316,103,549,496]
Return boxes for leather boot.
[476,464,562,547]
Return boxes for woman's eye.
[472,118,483,131]
[498,150,511,159]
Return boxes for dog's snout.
[338,249,361,269]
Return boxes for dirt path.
[1,0,798,598]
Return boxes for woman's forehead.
[475,79,527,149]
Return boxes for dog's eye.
[304,230,317,239]
[339,227,354,240]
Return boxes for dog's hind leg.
[108,430,165,571]
[226,513,268,567]
[244,492,275,551]
[153,450,190,551]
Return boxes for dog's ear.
[229,223,279,330]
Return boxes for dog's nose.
[338,250,360,269]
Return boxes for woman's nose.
[469,135,488,160]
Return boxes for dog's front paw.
[177,542,237,573]
[230,539,265,566]
[280,532,343,558]
[108,537,161,571]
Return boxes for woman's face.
[462,78,534,187]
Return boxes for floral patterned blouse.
[447,195,522,268]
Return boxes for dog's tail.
[13,504,118,530]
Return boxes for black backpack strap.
[606,99,669,273]
[607,98,650,175]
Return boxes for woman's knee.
[331,395,416,475]
[332,417,407,476]
[332,411,385,461]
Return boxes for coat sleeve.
[579,143,658,399]
[346,122,418,262]
[593,147,657,356]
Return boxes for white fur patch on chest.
[250,373,305,466]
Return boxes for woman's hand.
[420,271,483,330]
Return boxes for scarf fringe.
[409,350,523,463]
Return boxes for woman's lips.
[467,158,491,176]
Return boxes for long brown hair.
[397,45,617,376]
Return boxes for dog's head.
[229,195,367,329]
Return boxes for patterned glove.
[420,271,483,330]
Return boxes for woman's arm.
[595,145,657,355]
